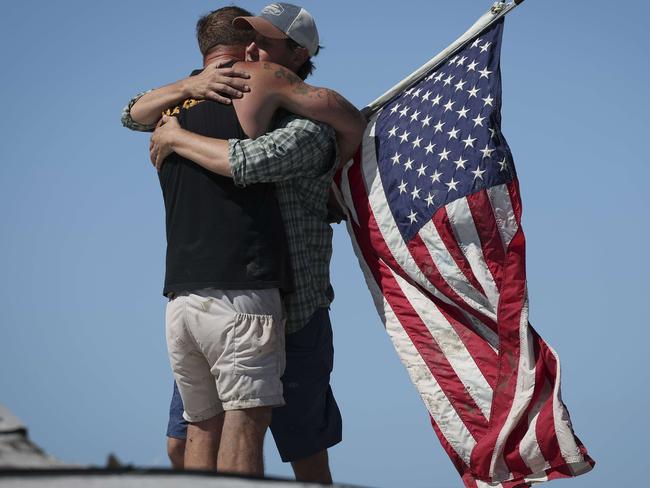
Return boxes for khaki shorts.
[165,288,285,423]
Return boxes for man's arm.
[121,90,157,132]
[150,115,334,184]
[267,63,366,164]
[122,62,251,131]
[232,62,366,163]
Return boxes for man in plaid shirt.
[124,3,365,483]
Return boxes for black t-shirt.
[158,70,292,296]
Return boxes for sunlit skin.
[245,34,307,75]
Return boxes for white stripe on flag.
[383,278,477,465]
[475,481,504,488]
[549,347,583,463]
[419,220,494,313]
[461,310,499,351]
[446,198,500,312]
[338,158,360,226]
[490,295,532,481]
[342,211,477,465]
[391,268,494,419]
[519,380,552,474]
[523,471,549,484]
[486,184,518,251]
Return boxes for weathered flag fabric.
[335,19,594,487]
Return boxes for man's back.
[160,87,291,297]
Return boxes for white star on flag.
[462,135,477,148]
[480,144,494,158]
[472,166,486,179]
[445,177,459,191]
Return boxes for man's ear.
[291,47,309,69]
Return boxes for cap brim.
[233,17,288,39]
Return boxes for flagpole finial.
[364,0,525,116]
[491,1,508,14]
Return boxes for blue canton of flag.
[375,21,515,242]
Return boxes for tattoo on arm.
[277,69,301,85]
[327,90,362,119]
[264,62,360,117]
[264,62,301,85]
[294,84,325,98]
[264,62,324,98]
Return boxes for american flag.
[335,19,594,487]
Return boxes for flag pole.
[362,1,525,118]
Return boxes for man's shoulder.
[235,61,302,84]
[235,61,309,102]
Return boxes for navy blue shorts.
[166,381,188,439]
[166,307,342,462]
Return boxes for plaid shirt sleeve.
[120,90,156,132]
[229,115,335,187]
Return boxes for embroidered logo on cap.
[262,3,284,16]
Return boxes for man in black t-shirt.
[143,7,290,477]
[123,3,365,482]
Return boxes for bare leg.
[166,437,186,469]
[218,407,271,476]
[291,449,333,484]
[184,413,224,470]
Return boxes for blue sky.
[0,1,648,487]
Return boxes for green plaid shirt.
[121,90,156,132]
[122,95,337,333]
[229,114,338,333]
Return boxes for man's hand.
[150,115,182,171]
[127,61,252,129]
[181,61,251,104]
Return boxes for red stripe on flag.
[411,225,502,388]
[440,301,499,390]
[408,233,499,387]
[500,336,544,478]
[534,329,598,480]
[466,189,506,290]
[364,215,500,369]
[470,217,527,477]
[461,472,481,488]
[432,207,488,296]
[430,415,472,479]
[407,230,499,334]
[347,158,490,439]
[350,156,499,342]
[333,146,360,188]
[431,417,533,488]
[354,163,499,390]
[363,207,499,332]
[533,333,569,472]
[545,469,569,481]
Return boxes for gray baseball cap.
[233,3,319,57]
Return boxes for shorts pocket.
[233,313,279,377]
